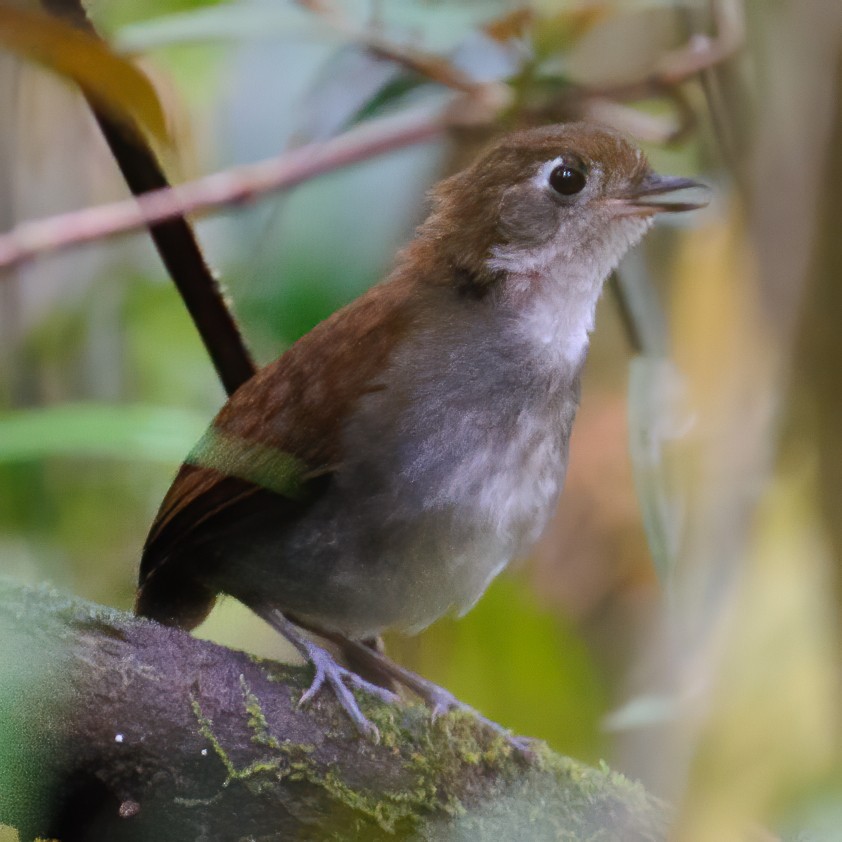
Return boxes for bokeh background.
[1,0,841,839]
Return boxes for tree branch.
[0,579,667,841]
[0,107,446,272]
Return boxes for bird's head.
[417,122,707,288]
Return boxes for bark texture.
[0,580,667,841]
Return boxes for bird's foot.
[400,676,537,755]
[253,607,399,741]
[298,638,399,741]
[321,631,537,755]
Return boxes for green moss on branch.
[0,580,667,841]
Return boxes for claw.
[255,607,530,750]
[298,639,399,740]
[422,686,531,751]
[252,607,399,740]
[298,655,326,707]
[325,635,537,756]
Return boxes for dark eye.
[549,164,587,196]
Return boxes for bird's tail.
[134,560,216,630]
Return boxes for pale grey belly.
[221,409,571,640]
[247,496,559,640]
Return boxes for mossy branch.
[0,580,667,841]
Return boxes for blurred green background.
[1,1,841,840]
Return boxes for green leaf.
[294,46,404,144]
[115,4,337,52]
[94,0,229,33]
[0,7,170,145]
[0,404,206,464]
[627,356,689,585]
[603,693,680,732]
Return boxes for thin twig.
[0,107,446,271]
[657,0,744,86]
[600,0,743,98]
[696,0,748,191]
[579,91,695,145]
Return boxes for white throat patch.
[488,215,653,368]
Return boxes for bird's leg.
[338,635,398,693]
[312,627,535,752]
[254,607,399,740]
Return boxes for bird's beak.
[615,173,710,215]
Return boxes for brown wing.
[136,276,416,627]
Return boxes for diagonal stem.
[41,0,256,396]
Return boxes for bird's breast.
[332,320,580,633]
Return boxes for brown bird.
[136,122,706,738]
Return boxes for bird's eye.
[549,164,587,196]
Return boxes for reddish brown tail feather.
[134,564,216,630]
[135,563,397,692]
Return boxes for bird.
[136,122,707,739]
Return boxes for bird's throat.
[490,215,653,369]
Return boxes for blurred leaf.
[292,46,403,144]
[603,692,680,732]
[450,28,524,84]
[374,2,510,54]
[121,277,224,408]
[789,57,842,602]
[531,5,613,60]
[483,8,533,42]
[563,5,684,86]
[115,4,337,51]
[676,469,838,838]
[94,0,228,33]
[349,75,428,123]
[613,248,671,357]
[628,356,689,584]
[0,404,205,464]
[0,7,170,144]
[233,140,444,350]
[779,793,842,842]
